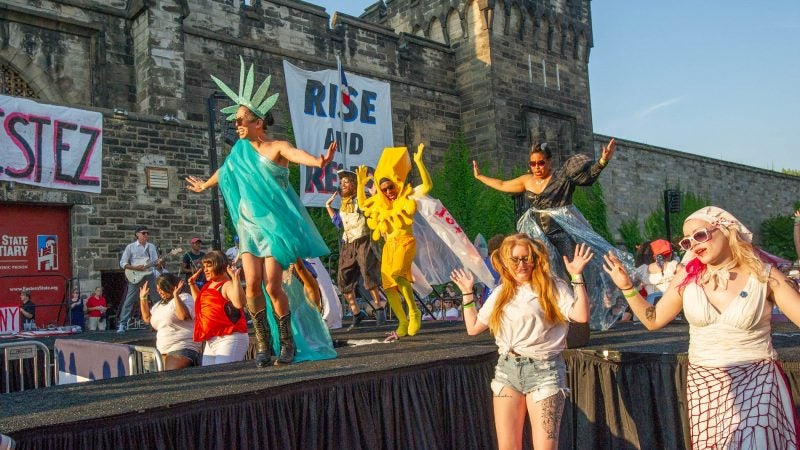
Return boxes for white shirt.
[119,241,160,274]
[634,260,679,294]
[435,307,460,320]
[477,279,575,360]
[149,293,201,355]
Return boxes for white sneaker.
[116,324,126,333]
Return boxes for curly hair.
[487,233,565,334]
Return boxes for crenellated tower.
[362,0,594,171]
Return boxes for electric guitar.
[124,248,183,284]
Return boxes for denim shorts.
[168,348,202,367]
[491,353,567,402]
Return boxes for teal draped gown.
[218,139,336,362]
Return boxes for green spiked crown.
[210,56,280,121]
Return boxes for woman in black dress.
[473,138,633,331]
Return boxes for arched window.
[0,63,38,98]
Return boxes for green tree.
[430,134,516,240]
[617,217,643,254]
[573,182,613,243]
[760,201,800,260]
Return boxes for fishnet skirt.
[687,360,798,449]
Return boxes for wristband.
[570,273,583,282]
[623,289,639,298]
[463,302,476,309]
[599,158,608,167]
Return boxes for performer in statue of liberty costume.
[186,57,337,367]
[473,138,634,331]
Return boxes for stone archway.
[0,50,65,103]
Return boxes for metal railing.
[1,341,51,393]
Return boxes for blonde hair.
[719,225,767,283]
[487,233,565,334]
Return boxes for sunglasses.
[678,226,717,251]
[528,160,547,168]
[234,116,257,126]
[509,255,533,266]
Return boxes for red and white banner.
[0,94,103,193]
[0,307,20,334]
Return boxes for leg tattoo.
[541,392,565,440]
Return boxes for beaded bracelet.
[570,281,586,285]
[461,292,473,296]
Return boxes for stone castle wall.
[596,135,800,243]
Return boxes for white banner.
[0,307,21,334]
[0,95,103,193]
[283,61,393,207]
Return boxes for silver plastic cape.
[517,205,635,331]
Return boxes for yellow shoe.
[395,319,408,337]
[407,310,422,336]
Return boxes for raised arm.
[186,170,220,193]
[794,210,800,261]
[450,268,489,335]
[355,165,370,210]
[188,269,203,300]
[472,160,528,194]
[563,243,593,323]
[770,268,800,326]
[602,251,684,330]
[279,140,337,168]
[139,282,152,324]
[172,280,191,321]
[224,266,246,310]
[325,191,338,220]
[412,144,432,196]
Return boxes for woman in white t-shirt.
[450,233,591,450]
[633,239,680,304]
[139,273,202,370]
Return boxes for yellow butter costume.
[357,145,431,337]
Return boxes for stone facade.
[596,135,800,244]
[0,0,797,292]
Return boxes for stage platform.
[2,320,799,449]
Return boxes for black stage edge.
[2,321,800,450]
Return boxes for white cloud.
[636,96,686,119]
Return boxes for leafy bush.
[760,200,800,260]
[643,190,709,242]
[573,182,613,243]
[617,217,643,254]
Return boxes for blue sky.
[314,1,800,172]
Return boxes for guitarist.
[118,225,163,332]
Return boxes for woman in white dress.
[603,206,800,449]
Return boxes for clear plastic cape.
[411,195,496,294]
[517,205,635,331]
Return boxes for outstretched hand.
[325,190,338,207]
[601,138,617,163]
[139,281,150,300]
[172,279,185,298]
[413,143,425,164]
[563,243,594,275]
[472,160,481,178]
[601,251,633,289]
[450,268,475,294]
[188,268,203,285]
[186,176,207,193]
[319,140,338,168]
[356,165,370,187]
[227,265,242,280]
